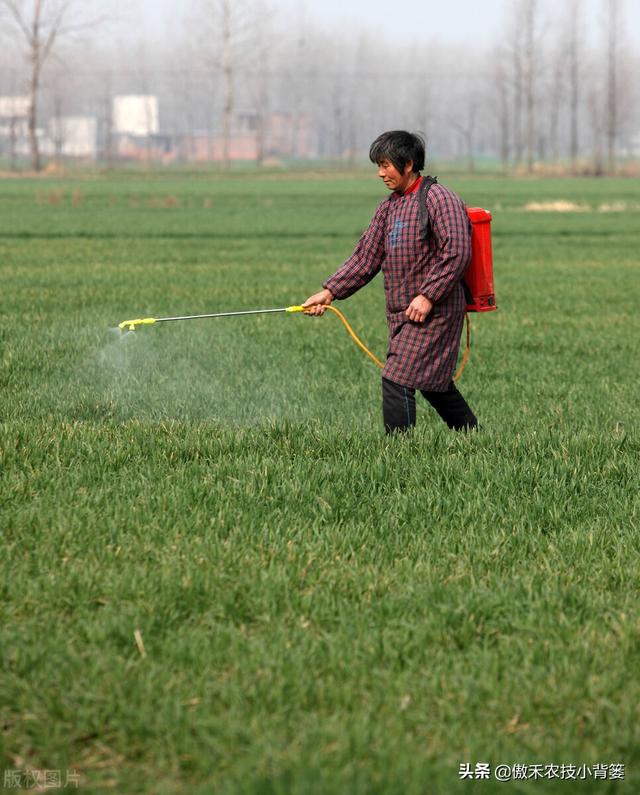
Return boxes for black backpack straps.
[417,175,473,304]
[416,175,438,241]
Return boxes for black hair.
[369,130,425,174]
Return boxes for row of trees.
[0,0,637,173]
[493,0,633,174]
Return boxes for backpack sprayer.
[118,200,495,382]
[416,177,496,312]
[463,207,496,312]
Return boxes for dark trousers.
[382,377,478,434]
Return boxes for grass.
[1,170,639,794]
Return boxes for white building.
[0,96,29,158]
[112,95,159,136]
[0,96,29,119]
[47,116,97,157]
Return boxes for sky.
[134,0,640,49]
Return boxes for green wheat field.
[1,169,639,794]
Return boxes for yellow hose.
[312,305,469,382]
[455,313,470,383]
[324,305,385,369]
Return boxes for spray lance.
[119,305,306,331]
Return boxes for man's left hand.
[405,294,433,323]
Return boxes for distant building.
[624,132,640,158]
[115,133,173,163]
[265,112,315,159]
[47,116,97,158]
[177,112,316,163]
[0,96,30,161]
[177,130,261,162]
[0,94,318,166]
[112,95,159,137]
[0,96,29,119]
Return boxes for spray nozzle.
[118,318,157,332]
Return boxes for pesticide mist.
[49,315,379,429]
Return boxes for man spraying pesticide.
[303,130,495,435]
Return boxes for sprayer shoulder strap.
[417,175,473,304]
[416,175,438,241]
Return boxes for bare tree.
[500,0,545,171]
[588,83,605,175]
[455,109,478,171]
[501,7,525,167]
[565,0,583,172]
[194,0,266,169]
[218,0,233,168]
[0,59,25,169]
[449,92,479,172]
[491,55,511,171]
[520,0,545,172]
[99,69,114,168]
[50,75,64,161]
[546,33,568,166]
[244,4,273,166]
[603,0,624,173]
[286,32,306,159]
[0,0,106,170]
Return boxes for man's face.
[377,159,415,192]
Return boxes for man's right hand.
[302,288,334,316]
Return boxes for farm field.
[1,169,639,794]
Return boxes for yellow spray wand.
[118,305,305,332]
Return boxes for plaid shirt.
[324,178,471,390]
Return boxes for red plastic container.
[464,208,496,312]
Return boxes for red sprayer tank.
[464,208,496,312]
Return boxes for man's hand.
[405,294,433,323]
[302,288,334,316]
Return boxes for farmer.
[303,130,478,434]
